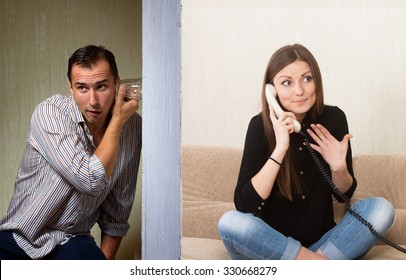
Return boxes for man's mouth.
[87,110,101,117]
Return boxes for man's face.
[69,60,117,132]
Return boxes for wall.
[0,0,142,259]
[142,0,182,260]
[182,0,406,155]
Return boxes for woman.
[218,44,394,260]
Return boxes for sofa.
[181,145,406,260]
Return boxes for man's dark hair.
[67,45,119,82]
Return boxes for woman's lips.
[293,99,307,105]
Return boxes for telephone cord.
[299,131,406,254]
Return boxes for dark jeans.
[0,230,106,260]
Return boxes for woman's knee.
[218,210,257,239]
[218,210,244,237]
[356,197,395,234]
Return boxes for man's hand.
[111,84,139,128]
[95,85,139,180]
[101,233,122,260]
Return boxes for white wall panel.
[182,0,406,155]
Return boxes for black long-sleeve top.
[234,105,357,247]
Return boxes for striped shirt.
[0,94,142,259]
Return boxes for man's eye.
[97,84,107,91]
[77,86,87,92]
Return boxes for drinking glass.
[120,78,142,102]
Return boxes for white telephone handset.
[265,84,301,133]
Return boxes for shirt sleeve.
[29,101,107,197]
[98,113,142,237]
[234,114,270,213]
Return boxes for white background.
[182,0,406,155]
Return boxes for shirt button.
[300,171,304,175]
[261,202,265,206]
[299,147,303,151]
[258,206,262,210]
[302,195,306,200]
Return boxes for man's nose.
[89,89,99,105]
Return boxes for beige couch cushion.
[182,146,240,240]
[182,237,231,260]
[352,155,406,208]
[352,155,406,246]
[182,145,406,259]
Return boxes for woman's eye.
[282,80,290,86]
[304,76,313,82]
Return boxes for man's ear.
[115,77,120,93]
[68,80,73,96]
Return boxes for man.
[0,45,141,259]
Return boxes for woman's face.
[272,60,316,122]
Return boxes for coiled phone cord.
[299,131,406,254]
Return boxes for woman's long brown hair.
[261,44,324,201]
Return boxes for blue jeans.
[0,231,106,260]
[218,197,394,260]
